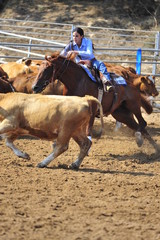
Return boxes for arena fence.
[0,18,159,110]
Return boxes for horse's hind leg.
[125,97,147,131]
[142,128,160,153]
[112,107,139,131]
[112,108,144,147]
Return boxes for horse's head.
[140,75,159,97]
[32,54,75,94]
[32,56,55,93]
[0,77,15,93]
[0,66,9,80]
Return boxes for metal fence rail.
[0,19,159,74]
[0,18,159,109]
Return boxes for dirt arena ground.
[0,112,160,240]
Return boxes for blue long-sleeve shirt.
[60,37,95,63]
[60,37,111,81]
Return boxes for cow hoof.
[135,132,143,147]
[18,152,30,159]
[37,163,47,168]
[68,163,79,170]
[24,153,30,159]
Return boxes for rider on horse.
[60,27,112,91]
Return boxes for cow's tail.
[85,95,104,138]
[141,94,153,114]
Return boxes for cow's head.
[140,76,159,97]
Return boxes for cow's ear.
[147,75,155,83]
[140,76,146,83]
[25,59,32,66]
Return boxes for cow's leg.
[69,136,92,170]
[5,137,30,159]
[37,141,69,168]
[0,119,17,133]
[0,119,30,159]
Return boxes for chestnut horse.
[32,55,159,151]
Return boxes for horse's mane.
[55,55,83,70]
[50,51,61,58]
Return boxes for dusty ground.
[0,113,160,240]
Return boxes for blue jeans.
[92,58,111,81]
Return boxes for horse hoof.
[135,132,143,147]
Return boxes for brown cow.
[0,93,104,169]
[76,60,159,98]
[1,53,59,78]
[104,64,159,97]
[0,61,35,78]
[0,57,64,95]
[8,71,64,95]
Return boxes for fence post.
[152,31,160,79]
[71,24,74,40]
[28,39,32,58]
[136,48,142,74]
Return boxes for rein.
[54,57,71,80]
[3,78,15,92]
[43,57,70,89]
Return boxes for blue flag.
[136,48,142,74]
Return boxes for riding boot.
[101,76,113,92]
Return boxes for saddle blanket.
[80,64,127,85]
[80,64,97,83]
[113,76,127,86]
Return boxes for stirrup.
[104,84,113,92]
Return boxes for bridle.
[2,78,15,92]
[41,57,71,91]
[51,57,71,81]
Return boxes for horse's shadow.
[147,126,160,137]
[100,151,160,164]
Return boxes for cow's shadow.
[46,164,155,177]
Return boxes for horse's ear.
[45,55,52,61]
[51,51,60,58]
[68,52,77,62]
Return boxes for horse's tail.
[85,95,104,137]
[141,94,153,114]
